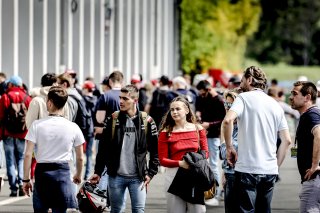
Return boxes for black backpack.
[69,94,93,138]
[5,94,28,133]
[149,89,169,127]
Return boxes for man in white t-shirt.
[222,66,292,212]
[22,86,85,212]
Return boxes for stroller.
[77,181,109,213]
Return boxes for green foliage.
[181,0,261,73]
[247,0,320,65]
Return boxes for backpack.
[5,94,28,133]
[69,94,93,138]
[149,89,170,127]
[111,111,148,140]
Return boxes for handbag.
[195,125,217,200]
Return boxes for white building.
[0,0,181,88]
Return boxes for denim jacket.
[220,124,238,174]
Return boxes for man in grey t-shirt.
[90,85,159,212]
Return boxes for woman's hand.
[179,159,190,169]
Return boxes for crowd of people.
[0,65,319,213]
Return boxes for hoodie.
[26,86,70,129]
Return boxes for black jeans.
[234,171,277,213]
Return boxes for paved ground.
[0,150,301,212]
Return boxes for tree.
[247,0,320,65]
[181,0,261,73]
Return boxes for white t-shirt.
[230,89,288,174]
[25,116,85,163]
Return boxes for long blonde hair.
[159,96,197,137]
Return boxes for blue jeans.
[98,167,109,190]
[84,137,94,180]
[224,173,236,213]
[234,171,277,213]
[3,137,25,191]
[33,182,67,213]
[207,138,221,184]
[108,175,146,213]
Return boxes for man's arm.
[73,144,84,184]
[22,141,35,197]
[222,110,237,166]
[305,126,320,180]
[146,117,159,179]
[277,129,292,167]
[90,119,111,184]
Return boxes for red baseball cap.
[82,80,95,90]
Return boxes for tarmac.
[0,150,301,213]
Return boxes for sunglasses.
[224,102,233,109]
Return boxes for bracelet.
[22,179,30,183]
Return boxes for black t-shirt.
[296,106,320,182]
[196,93,225,138]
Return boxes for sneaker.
[10,190,17,197]
[205,197,219,206]
[18,185,26,196]
[217,190,224,201]
[0,177,3,192]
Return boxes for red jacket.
[0,87,32,139]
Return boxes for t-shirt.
[296,106,320,182]
[25,116,85,163]
[158,129,208,168]
[196,93,226,138]
[230,89,288,174]
[96,89,121,117]
[117,116,138,177]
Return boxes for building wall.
[0,0,180,88]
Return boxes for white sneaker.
[103,206,111,212]
[205,197,219,206]
[0,177,3,192]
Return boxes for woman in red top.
[158,96,209,213]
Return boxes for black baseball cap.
[101,77,110,86]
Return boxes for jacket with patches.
[94,110,159,180]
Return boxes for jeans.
[234,171,277,213]
[299,174,320,213]
[224,173,236,213]
[98,167,109,190]
[3,137,25,191]
[207,138,221,184]
[108,175,146,213]
[84,137,94,180]
[33,182,67,213]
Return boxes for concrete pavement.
[0,151,300,212]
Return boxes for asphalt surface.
[0,150,300,213]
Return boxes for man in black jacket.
[90,84,159,213]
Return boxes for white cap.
[297,75,308,81]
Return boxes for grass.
[262,64,320,82]
[243,59,320,81]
